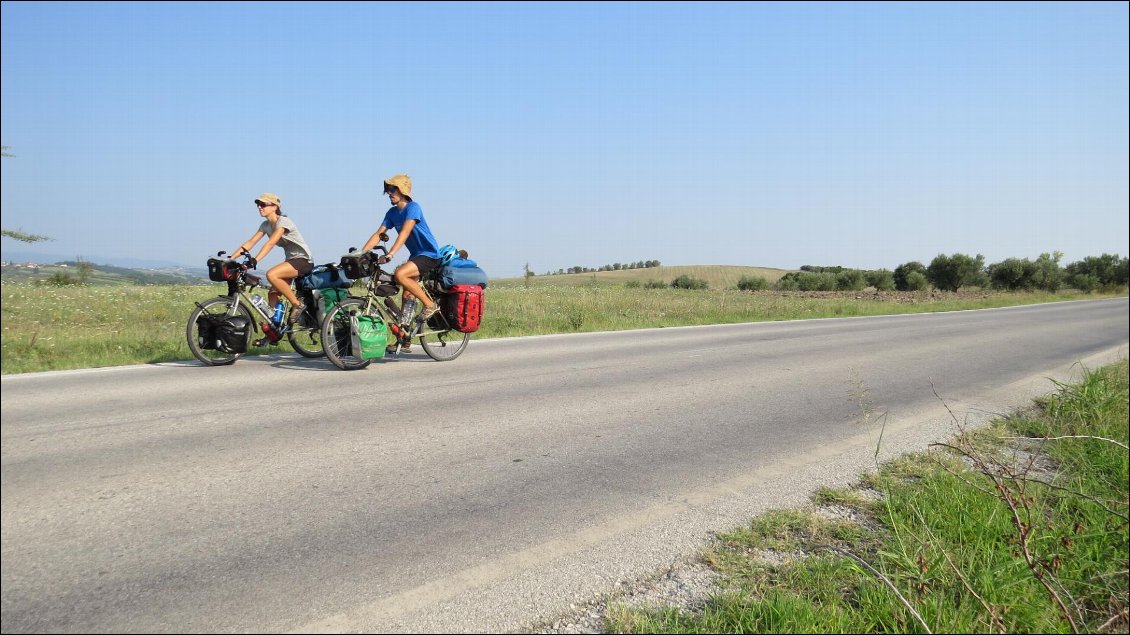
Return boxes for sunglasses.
[256,201,275,208]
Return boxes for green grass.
[608,359,1130,634]
[1,279,1125,374]
[0,283,308,373]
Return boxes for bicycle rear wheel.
[287,303,325,358]
[186,297,251,366]
[321,298,374,370]
[419,326,470,362]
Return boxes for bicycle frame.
[219,271,288,331]
[352,258,457,343]
[187,254,325,365]
[321,247,470,369]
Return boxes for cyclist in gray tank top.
[230,192,315,323]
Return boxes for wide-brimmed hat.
[383,174,413,199]
[255,193,282,208]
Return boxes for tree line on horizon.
[542,260,661,276]
[776,251,1129,293]
[537,252,1127,293]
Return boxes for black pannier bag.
[215,315,251,354]
[339,252,376,280]
[207,258,241,282]
[195,311,223,350]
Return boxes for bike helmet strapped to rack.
[438,244,458,266]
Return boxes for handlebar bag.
[340,253,376,280]
[298,264,352,290]
[444,284,484,333]
[207,258,241,282]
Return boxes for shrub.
[736,275,768,291]
[1065,253,1128,289]
[42,272,79,286]
[989,258,1037,291]
[1068,273,1100,292]
[834,269,867,291]
[624,280,641,288]
[644,280,667,289]
[927,253,985,291]
[1032,251,1064,292]
[866,269,896,291]
[988,252,1063,292]
[905,270,929,290]
[671,275,708,290]
[894,261,927,291]
[775,271,837,291]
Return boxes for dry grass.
[499,265,793,290]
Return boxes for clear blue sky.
[2,2,1127,277]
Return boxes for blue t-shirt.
[382,201,440,259]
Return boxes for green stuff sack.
[350,314,388,359]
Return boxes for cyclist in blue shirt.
[360,174,443,326]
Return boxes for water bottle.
[272,301,285,325]
[400,298,417,325]
[251,294,269,317]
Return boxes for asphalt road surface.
[2,298,1127,633]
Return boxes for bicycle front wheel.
[287,304,325,358]
[321,298,374,370]
[186,297,251,366]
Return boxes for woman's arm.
[254,226,288,262]
[231,231,265,259]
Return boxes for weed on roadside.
[607,359,1129,634]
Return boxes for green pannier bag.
[321,288,350,314]
[350,314,388,359]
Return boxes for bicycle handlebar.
[214,250,257,271]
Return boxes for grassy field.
[1,276,1125,374]
[608,359,1129,634]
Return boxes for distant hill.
[492,265,794,290]
[1,261,210,285]
[0,250,187,270]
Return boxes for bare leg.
[394,261,434,311]
[266,262,302,318]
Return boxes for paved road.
[2,298,1127,633]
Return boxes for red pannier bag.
[444,284,484,333]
